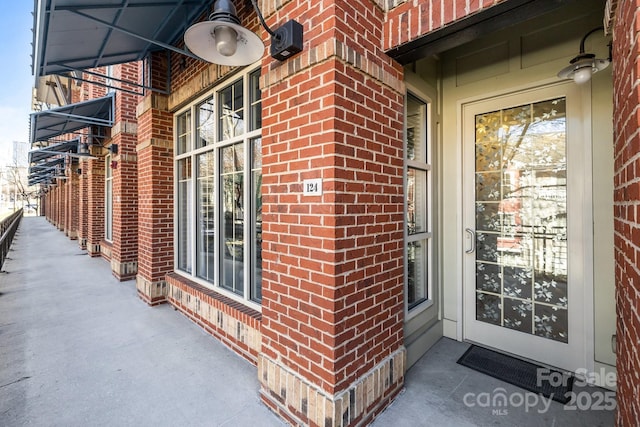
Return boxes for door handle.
[465,228,476,254]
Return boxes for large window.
[405,93,432,310]
[175,68,262,305]
[105,153,113,242]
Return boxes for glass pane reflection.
[197,151,215,282]
[221,143,244,295]
[474,97,568,343]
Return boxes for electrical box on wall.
[271,20,303,61]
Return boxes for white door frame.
[459,80,595,373]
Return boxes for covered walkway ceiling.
[32,0,210,92]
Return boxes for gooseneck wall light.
[184,0,303,66]
[557,27,611,84]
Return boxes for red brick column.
[135,91,173,304]
[64,171,71,235]
[49,190,55,223]
[47,188,53,224]
[108,63,140,281]
[57,180,66,231]
[48,188,56,225]
[64,176,70,234]
[258,1,406,425]
[65,168,79,240]
[86,157,105,257]
[612,2,640,425]
[54,188,58,225]
[78,166,88,249]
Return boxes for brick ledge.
[259,347,406,427]
[166,272,262,364]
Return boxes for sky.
[0,2,35,167]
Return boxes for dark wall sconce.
[108,144,119,154]
[78,142,90,155]
[76,168,82,175]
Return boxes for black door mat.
[457,345,574,404]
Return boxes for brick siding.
[135,89,174,304]
[36,1,640,427]
[66,171,79,239]
[78,165,88,249]
[86,157,105,257]
[384,0,506,50]
[166,272,262,363]
[612,2,640,425]
[256,0,406,424]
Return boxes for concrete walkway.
[0,217,283,426]
[1,217,616,426]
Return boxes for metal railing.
[0,209,23,270]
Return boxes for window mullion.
[242,72,251,300]
[175,68,261,307]
[243,137,251,300]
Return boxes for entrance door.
[463,82,591,372]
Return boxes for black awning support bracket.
[54,65,169,96]
[38,110,113,128]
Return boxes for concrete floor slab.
[0,218,616,426]
[373,338,615,427]
[0,217,283,427]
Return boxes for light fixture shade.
[557,56,610,84]
[184,19,264,66]
[573,66,594,84]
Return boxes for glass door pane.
[474,97,568,342]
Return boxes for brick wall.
[66,170,79,239]
[258,0,406,425]
[64,173,71,235]
[166,273,262,363]
[612,2,640,425]
[47,186,57,226]
[46,189,51,224]
[135,85,174,304]
[87,157,105,257]
[109,63,140,281]
[57,180,66,231]
[383,0,506,50]
[82,68,108,100]
[78,166,88,249]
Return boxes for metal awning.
[32,0,210,87]
[28,157,67,186]
[29,140,79,163]
[29,157,65,174]
[30,93,114,143]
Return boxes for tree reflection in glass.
[474,97,568,343]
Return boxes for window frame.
[174,67,262,310]
[105,153,113,242]
[404,90,435,318]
